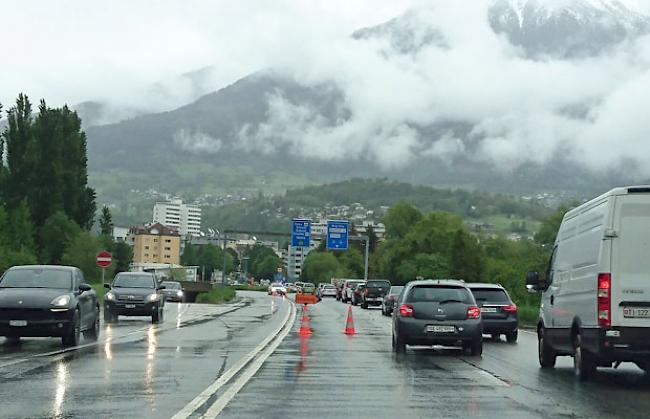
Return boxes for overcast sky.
[0,0,413,107]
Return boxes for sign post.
[326,220,349,250]
[96,251,113,285]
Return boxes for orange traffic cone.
[298,304,312,336]
[344,306,356,335]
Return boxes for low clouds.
[173,129,222,154]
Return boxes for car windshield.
[113,275,155,288]
[0,269,72,289]
[366,281,390,288]
[471,288,510,303]
[161,282,181,290]
[406,286,473,304]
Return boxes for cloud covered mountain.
[86,0,650,196]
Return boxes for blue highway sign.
[291,219,311,247]
[327,220,349,250]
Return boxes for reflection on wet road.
[0,292,289,419]
[222,298,650,419]
[3,293,650,418]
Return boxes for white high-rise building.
[153,199,202,236]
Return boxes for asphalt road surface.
[2,292,650,418]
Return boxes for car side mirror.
[526,271,541,292]
[158,285,166,290]
[103,283,111,289]
[79,283,92,292]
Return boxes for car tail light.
[598,273,611,327]
[467,306,481,319]
[364,289,369,296]
[389,295,396,301]
[399,304,414,317]
[502,304,518,313]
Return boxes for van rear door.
[611,193,650,328]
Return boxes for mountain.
[489,0,650,58]
[85,0,649,202]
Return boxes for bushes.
[196,287,236,304]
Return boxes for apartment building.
[153,199,202,236]
[131,223,181,265]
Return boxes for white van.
[526,186,650,380]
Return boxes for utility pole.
[364,237,369,281]
[222,233,228,287]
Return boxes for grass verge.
[233,285,267,292]
[518,304,539,328]
[91,283,107,301]
[196,286,236,304]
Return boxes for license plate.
[125,304,136,309]
[481,307,497,313]
[9,320,27,327]
[623,307,650,318]
[427,325,455,333]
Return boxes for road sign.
[326,220,349,250]
[96,251,113,268]
[291,219,311,247]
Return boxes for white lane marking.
[520,329,536,336]
[201,302,297,418]
[171,300,295,419]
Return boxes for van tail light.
[502,304,518,313]
[399,304,414,317]
[467,306,481,319]
[598,273,611,327]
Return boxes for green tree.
[7,201,35,254]
[449,229,483,281]
[181,243,200,266]
[1,95,34,212]
[366,224,379,253]
[255,254,282,280]
[337,248,364,278]
[61,231,103,282]
[99,205,114,236]
[40,211,81,264]
[301,252,343,284]
[535,205,572,246]
[382,202,422,240]
[112,241,133,274]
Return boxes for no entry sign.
[96,251,113,268]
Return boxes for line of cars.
[333,278,519,357]
[0,265,188,347]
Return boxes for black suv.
[360,279,391,309]
[466,283,518,343]
[392,279,483,355]
[103,272,165,324]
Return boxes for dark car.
[382,286,404,316]
[103,272,165,324]
[0,265,100,347]
[342,280,365,303]
[351,283,366,306]
[392,279,483,355]
[467,283,518,343]
[161,281,184,302]
[360,279,391,309]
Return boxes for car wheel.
[538,327,557,368]
[470,339,483,356]
[362,302,368,309]
[573,332,596,381]
[392,332,406,353]
[5,336,20,345]
[62,310,80,347]
[83,307,100,342]
[381,306,386,316]
[506,330,518,344]
[152,307,163,324]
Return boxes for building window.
[144,253,149,257]
[165,255,170,259]
[165,239,171,243]
[153,254,158,258]
[164,247,171,251]
[154,238,159,242]
[145,246,149,250]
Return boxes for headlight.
[105,292,115,301]
[147,293,160,302]
[176,290,183,297]
[51,295,71,307]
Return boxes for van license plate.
[481,307,497,313]
[125,304,136,309]
[623,308,650,318]
[9,320,27,327]
[427,325,455,333]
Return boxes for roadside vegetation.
[196,287,236,304]
[302,202,568,326]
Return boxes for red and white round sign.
[96,251,113,268]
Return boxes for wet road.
[3,293,650,418]
[222,297,650,419]
[0,291,291,419]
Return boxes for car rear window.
[366,281,390,288]
[162,282,180,289]
[0,269,73,289]
[406,286,473,304]
[470,288,510,303]
[389,286,404,295]
[113,274,155,288]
